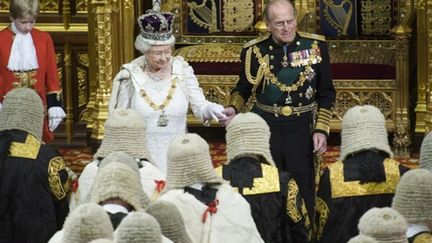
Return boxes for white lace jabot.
[7,22,39,71]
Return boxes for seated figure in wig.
[70,109,165,211]
[315,105,409,243]
[157,133,264,243]
[215,112,311,243]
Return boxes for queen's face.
[146,45,173,71]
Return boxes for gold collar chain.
[252,45,310,93]
[139,77,178,111]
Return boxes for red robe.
[0,26,62,142]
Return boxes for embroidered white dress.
[109,56,213,173]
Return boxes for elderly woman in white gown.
[109,3,225,173]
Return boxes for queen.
[109,3,225,173]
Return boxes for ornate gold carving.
[328,40,396,65]
[360,0,392,35]
[77,54,89,110]
[39,0,59,12]
[76,0,88,12]
[322,0,353,36]
[62,0,71,29]
[287,178,302,223]
[329,159,400,198]
[394,120,411,157]
[63,43,73,144]
[315,197,329,241]
[174,43,242,62]
[87,0,115,139]
[48,156,69,200]
[9,134,41,159]
[222,0,254,32]
[415,0,427,133]
[188,0,219,32]
[391,25,411,158]
[204,86,227,105]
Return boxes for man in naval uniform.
[220,0,336,221]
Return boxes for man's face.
[266,1,297,44]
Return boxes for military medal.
[157,110,168,127]
[282,54,289,67]
[285,92,293,104]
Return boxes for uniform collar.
[269,32,300,48]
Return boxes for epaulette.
[297,31,326,42]
[244,33,271,48]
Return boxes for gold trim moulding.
[333,79,397,89]
[0,23,88,32]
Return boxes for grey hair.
[263,0,297,24]
[135,34,176,54]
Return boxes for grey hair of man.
[263,0,297,24]
[135,34,176,54]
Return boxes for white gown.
[109,56,213,173]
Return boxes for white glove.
[48,106,66,132]
[116,69,130,81]
[203,103,226,122]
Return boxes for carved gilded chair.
[162,0,415,157]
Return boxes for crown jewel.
[138,0,174,43]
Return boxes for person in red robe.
[0,0,65,143]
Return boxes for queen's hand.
[203,103,226,123]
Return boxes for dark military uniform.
[215,157,311,243]
[315,150,409,243]
[229,32,336,219]
[0,130,71,243]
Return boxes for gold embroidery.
[287,179,302,223]
[48,156,69,200]
[315,107,333,134]
[216,164,280,195]
[302,199,313,241]
[315,197,330,240]
[9,134,41,159]
[228,92,246,112]
[329,159,401,198]
[242,164,280,195]
[413,232,432,243]
[13,71,37,88]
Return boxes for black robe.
[215,157,311,243]
[0,130,70,243]
[315,150,409,243]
